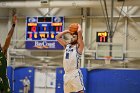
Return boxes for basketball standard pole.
[81,8,87,68]
[109,0,114,57]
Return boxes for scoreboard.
[96,31,108,42]
[26,17,64,49]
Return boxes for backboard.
[95,43,124,60]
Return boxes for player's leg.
[0,64,5,93]
[70,91,84,93]
[64,79,74,93]
[0,76,10,93]
[0,77,4,93]
[2,75,11,93]
[71,70,85,93]
[77,90,84,93]
[0,62,11,93]
[64,74,74,93]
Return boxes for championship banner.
[25,17,64,50]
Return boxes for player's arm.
[77,24,84,54]
[2,16,16,55]
[56,30,69,48]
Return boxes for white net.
[104,56,112,64]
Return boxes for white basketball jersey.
[63,44,81,73]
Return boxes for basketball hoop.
[104,56,112,64]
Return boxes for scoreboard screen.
[26,17,64,50]
[96,31,108,42]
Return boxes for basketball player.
[0,15,16,93]
[23,77,30,93]
[56,23,84,93]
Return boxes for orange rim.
[104,56,112,59]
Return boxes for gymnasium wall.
[7,66,56,93]
[56,68,140,93]
[0,8,140,64]
[87,68,140,93]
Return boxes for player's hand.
[77,24,82,32]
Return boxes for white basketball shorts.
[64,69,85,93]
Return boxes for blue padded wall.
[14,67,35,93]
[82,68,88,93]
[55,68,88,93]
[7,66,13,92]
[87,69,140,93]
[56,68,65,93]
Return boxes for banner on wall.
[35,71,47,87]
[25,16,64,50]
[46,73,56,88]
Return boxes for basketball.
[69,23,78,33]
